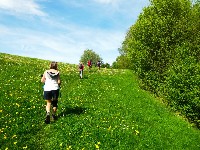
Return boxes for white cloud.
[0,0,46,16]
[0,24,123,64]
[0,0,149,64]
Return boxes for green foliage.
[124,0,192,73]
[164,44,200,122]
[112,54,132,69]
[80,49,102,65]
[1,53,200,150]
[101,62,111,68]
[120,0,200,127]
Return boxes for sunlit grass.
[0,53,200,150]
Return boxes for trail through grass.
[0,53,200,150]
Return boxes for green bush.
[119,0,200,127]
[164,44,200,126]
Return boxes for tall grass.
[0,53,200,150]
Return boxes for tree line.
[113,0,200,128]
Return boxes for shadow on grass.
[83,76,88,79]
[81,75,88,79]
[58,106,86,118]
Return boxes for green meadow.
[0,53,200,150]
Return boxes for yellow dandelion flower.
[14,142,17,145]
[95,144,99,149]
[5,148,8,150]
[135,130,140,135]
[0,109,2,112]
[12,135,17,138]
[16,103,20,107]
[66,145,72,150]
[23,146,28,149]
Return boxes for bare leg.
[46,100,51,113]
[52,99,58,120]
[45,100,51,124]
[52,107,57,114]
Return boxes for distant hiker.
[87,60,92,69]
[79,62,84,79]
[41,61,61,124]
[97,60,101,70]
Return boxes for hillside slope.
[0,53,200,150]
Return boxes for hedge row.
[119,0,200,127]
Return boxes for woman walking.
[41,61,61,124]
[79,62,84,79]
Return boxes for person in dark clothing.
[79,62,84,78]
[97,60,101,70]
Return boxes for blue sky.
[0,0,149,64]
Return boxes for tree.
[112,55,132,69]
[122,0,192,73]
[119,0,200,127]
[101,62,110,68]
[80,49,103,65]
[112,48,133,69]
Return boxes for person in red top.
[79,62,84,78]
[87,60,92,70]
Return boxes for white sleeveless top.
[44,70,60,91]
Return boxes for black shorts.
[44,90,59,100]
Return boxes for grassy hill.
[0,53,200,150]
